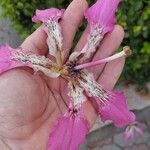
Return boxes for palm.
[0,0,125,149]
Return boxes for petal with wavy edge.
[0,45,26,74]
[85,0,120,34]
[47,110,89,150]
[32,8,64,23]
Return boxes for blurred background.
[0,0,150,149]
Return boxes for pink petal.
[48,112,89,150]
[85,0,120,34]
[123,121,144,140]
[97,92,136,128]
[32,8,65,23]
[124,129,134,140]
[134,126,143,135]
[0,45,25,74]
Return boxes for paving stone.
[99,144,121,150]
[146,120,150,132]
[97,137,112,147]
[135,132,150,144]
[147,140,150,149]
[124,144,148,150]
[92,146,100,150]
[79,144,89,150]
[113,133,135,147]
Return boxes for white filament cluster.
[68,82,86,109]
[46,20,63,57]
[69,24,103,62]
[81,25,103,59]
[11,51,53,66]
[79,71,109,103]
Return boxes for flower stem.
[75,46,132,70]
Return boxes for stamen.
[75,46,132,70]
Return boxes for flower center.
[65,61,82,79]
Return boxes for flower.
[0,44,135,149]
[85,0,120,34]
[0,2,137,150]
[124,121,144,140]
[32,8,64,23]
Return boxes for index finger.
[60,0,88,61]
[21,26,48,55]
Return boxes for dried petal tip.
[123,46,132,57]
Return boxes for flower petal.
[124,121,144,140]
[32,65,60,78]
[85,0,120,33]
[32,8,64,23]
[69,26,103,62]
[32,8,64,58]
[124,128,134,140]
[12,50,54,67]
[70,0,120,62]
[48,110,89,150]
[0,45,26,74]
[98,92,136,128]
[68,81,87,109]
[79,71,135,128]
[45,20,63,56]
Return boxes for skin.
[0,0,125,149]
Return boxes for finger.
[74,26,90,51]
[21,26,48,55]
[83,99,97,128]
[60,0,88,61]
[98,57,125,90]
[89,25,125,79]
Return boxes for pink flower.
[32,8,64,23]
[0,45,25,74]
[85,0,120,34]
[0,1,136,149]
[48,109,89,150]
[124,121,144,140]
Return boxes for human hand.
[0,0,124,149]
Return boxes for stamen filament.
[75,46,132,70]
